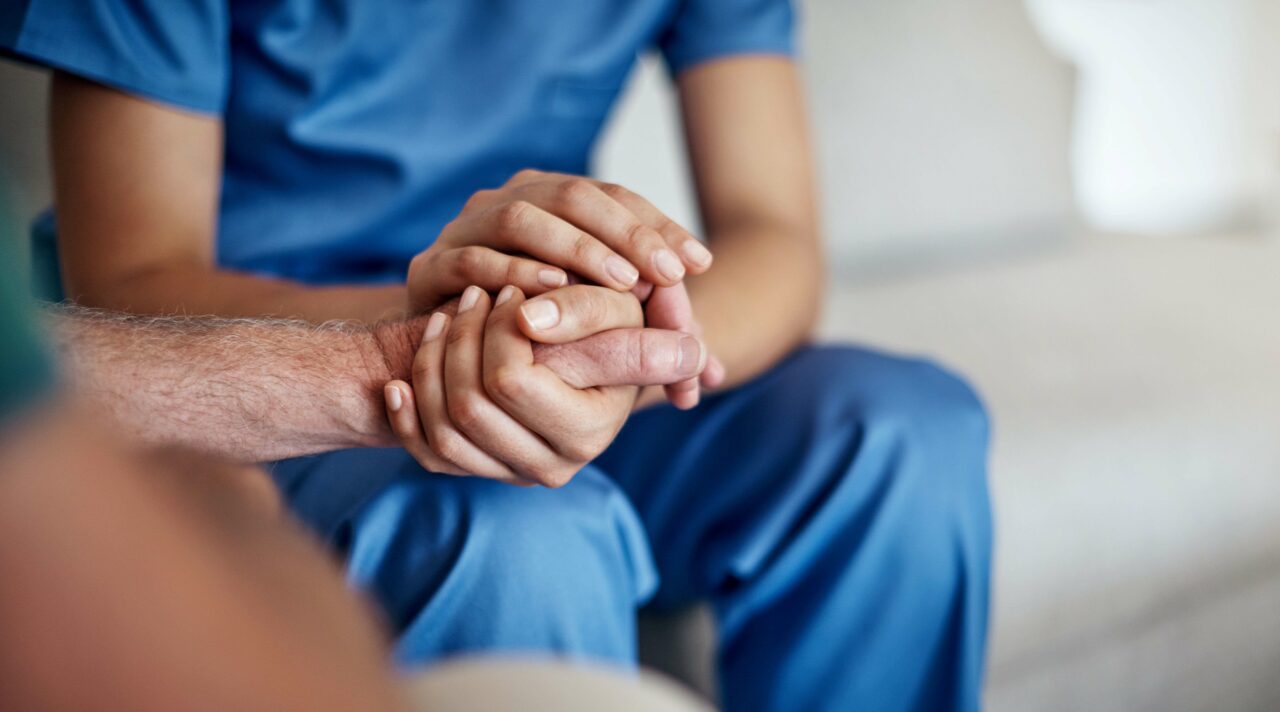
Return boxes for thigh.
[270,447,659,661]
[594,344,990,608]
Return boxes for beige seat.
[403,659,711,712]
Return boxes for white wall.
[598,0,1078,272]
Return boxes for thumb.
[532,328,707,389]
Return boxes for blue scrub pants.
[272,345,992,711]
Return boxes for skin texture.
[408,168,713,312]
[0,405,404,712]
[48,54,821,480]
[49,304,706,465]
[385,285,701,486]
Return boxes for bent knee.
[773,346,991,529]
[788,345,989,451]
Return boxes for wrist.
[339,317,426,448]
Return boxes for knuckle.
[570,231,597,263]
[623,220,651,249]
[655,216,686,242]
[495,200,534,238]
[408,250,428,277]
[435,220,471,249]
[560,438,599,464]
[518,461,549,486]
[634,330,670,379]
[598,182,628,200]
[447,395,486,432]
[503,258,527,285]
[625,329,648,378]
[528,462,575,489]
[454,246,486,274]
[512,168,541,184]
[555,178,594,211]
[463,189,492,212]
[484,364,526,402]
[428,427,465,464]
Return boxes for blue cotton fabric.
[2,0,793,284]
[2,3,996,708]
[273,345,994,711]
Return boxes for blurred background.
[3,0,1279,709]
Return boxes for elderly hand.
[407,169,721,407]
[519,280,725,409]
[385,285,708,487]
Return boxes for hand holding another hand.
[406,169,713,313]
[384,285,709,487]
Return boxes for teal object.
[29,212,63,301]
[0,186,55,422]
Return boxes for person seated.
[2,1,993,708]
[0,245,706,711]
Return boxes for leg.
[595,345,992,712]
[271,449,657,666]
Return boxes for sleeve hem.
[6,30,223,115]
[664,39,795,77]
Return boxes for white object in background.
[1026,0,1280,236]
[598,1,1078,271]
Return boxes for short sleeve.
[0,0,229,114]
[657,0,796,76]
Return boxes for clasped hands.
[385,169,723,487]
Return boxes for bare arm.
[49,306,402,461]
[677,57,824,385]
[49,73,407,323]
[47,305,705,463]
[50,75,710,327]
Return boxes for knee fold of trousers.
[718,346,993,710]
[342,466,657,663]
[736,346,993,587]
[794,345,990,502]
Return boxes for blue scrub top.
[2,0,794,285]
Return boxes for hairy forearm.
[75,264,408,325]
[690,224,823,387]
[47,306,417,462]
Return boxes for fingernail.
[538,269,567,288]
[385,385,403,412]
[681,240,713,268]
[424,312,448,341]
[495,285,517,306]
[654,249,685,282]
[520,299,560,331]
[678,336,705,375]
[458,285,481,313]
[605,255,639,287]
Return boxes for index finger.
[594,181,713,275]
